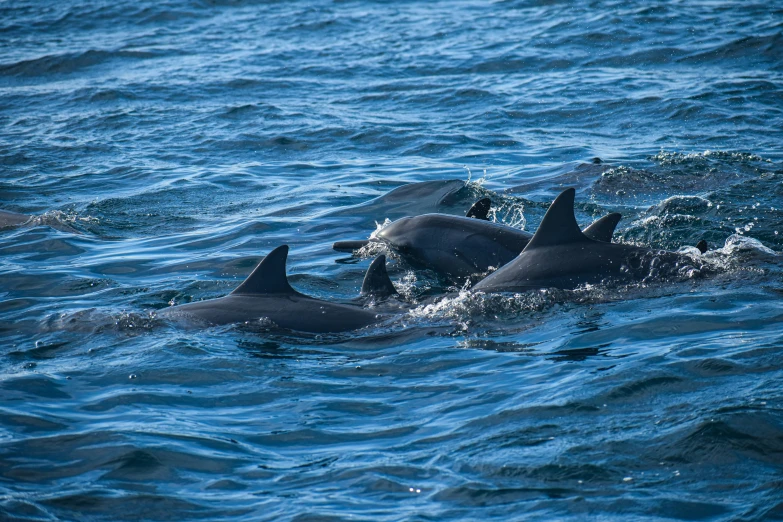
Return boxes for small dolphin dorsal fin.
[231,245,297,295]
[361,255,397,298]
[466,198,492,220]
[525,188,589,250]
[582,212,621,243]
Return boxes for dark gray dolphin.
[0,210,31,229]
[330,179,468,220]
[161,246,386,333]
[0,209,81,233]
[370,179,466,208]
[334,203,622,280]
[472,188,700,294]
[506,161,614,196]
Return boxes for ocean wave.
[680,32,783,65]
[2,0,782,519]
[0,48,169,77]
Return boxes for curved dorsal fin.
[582,212,621,243]
[525,188,589,250]
[466,198,492,220]
[361,255,397,298]
[231,245,297,295]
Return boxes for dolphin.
[334,199,622,280]
[506,161,614,196]
[330,179,469,220]
[161,246,390,333]
[0,210,31,229]
[472,188,702,294]
[0,209,81,233]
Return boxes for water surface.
[1,1,783,520]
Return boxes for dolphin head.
[375,216,418,251]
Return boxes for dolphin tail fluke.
[525,188,590,251]
[466,198,492,220]
[582,212,622,243]
[333,240,371,252]
[361,255,397,298]
[232,245,298,296]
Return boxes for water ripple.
[1,1,783,520]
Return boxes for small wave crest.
[409,286,566,329]
[28,210,97,233]
[489,198,527,230]
[41,308,162,335]
[711,234,777,260]
[0,49,163,77]
[355,219,394,258]
[651,195,714,215]
[649,149,769,166]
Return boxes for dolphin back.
[472,188,695,294]
[0,210,31,228]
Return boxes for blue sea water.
[1,1,783,520]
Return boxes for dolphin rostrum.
[472,188,702,294]
[334,200,621,280]
[161,245,388,333]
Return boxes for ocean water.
[1,1,783,520]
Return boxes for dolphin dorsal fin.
[466,198,492,220]
[525,188,589,250]
[361,255,397,298]
[231,245,297,295]
[582,212,621,243]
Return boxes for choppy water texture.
[2,1,783,520]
